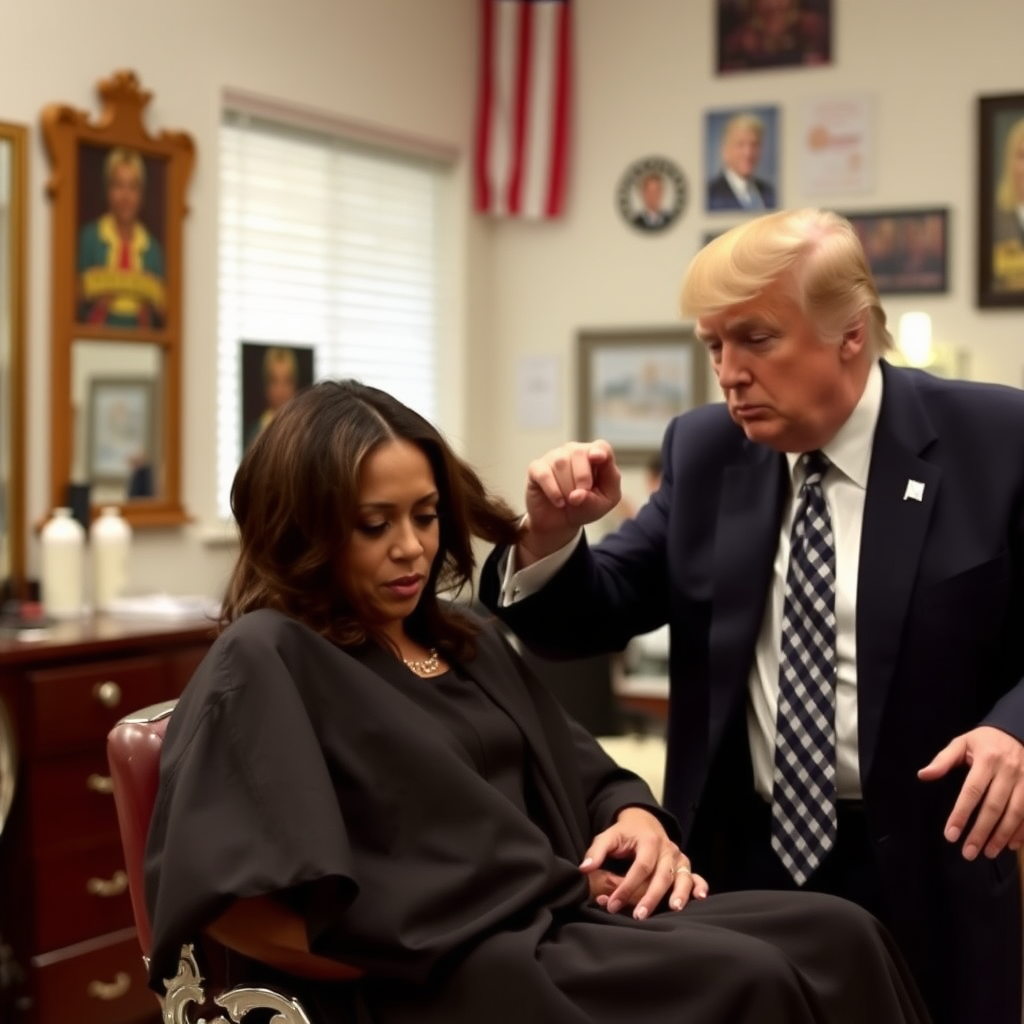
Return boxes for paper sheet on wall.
[516,354,560,429]
[801,95,872,195]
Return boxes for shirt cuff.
[498,530,583,606]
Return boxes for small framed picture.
[977,94,1024,307]
[716,0,832,75]
[240,341,316,451]
[87,377,156,484]
[843,209,949,294]
[705,107,780,213]
[577,328,707,464]
[616,156,687,233]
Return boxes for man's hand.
[579,807,708,921]
[518,441,623,566]
[919,725,1024,859]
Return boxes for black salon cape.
[145,609,929,1024]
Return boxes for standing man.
[482,208,1024,1024]
[707,112,776,211]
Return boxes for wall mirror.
[0,121,26,600]
[42,70,194,528]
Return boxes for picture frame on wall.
[240,341,316,453]
[705,106,780,213]
[577,328,706,464]
[977,93,1024,307]
[716,0,832,75]
[42,69,195,528]
[75,144,169,331]
[87,377,155,484]
[843,208,949,294]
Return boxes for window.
[217,109,446,518]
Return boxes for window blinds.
[217,110,441,517]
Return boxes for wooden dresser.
[0,615,215,1024]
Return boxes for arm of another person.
[480,437,675,658]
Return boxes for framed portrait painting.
[240,341,316,452]
[843,209,949,295]
[977,94,1024,307]
[42,70,195,529]
[577,328,706,464]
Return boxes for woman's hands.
[579,807,708,921]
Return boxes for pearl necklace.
[402,648,441,676]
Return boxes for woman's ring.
[674,864,691,875]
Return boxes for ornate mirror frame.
[42,70,194,527]
[0,120,27,600]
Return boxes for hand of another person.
[578,807,708,921]
[519,441,623,565]
[918,725,1024,859]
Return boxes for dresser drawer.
[34,839,134,951]
[29,656,173,754]
[30,750,121,851]
[32,928,159,1024]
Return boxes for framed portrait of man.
[705,106,780,213]
[240,341,316,453]
[76,144,169,330]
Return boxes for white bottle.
[91,506,133,613]
[40,507,86,618]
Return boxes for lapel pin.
[903,479,925,502]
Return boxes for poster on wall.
[800,95,872,195]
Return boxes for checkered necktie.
[770,450,838,886]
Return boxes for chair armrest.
[207,894,363,981]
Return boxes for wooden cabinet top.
[0,614,217,667]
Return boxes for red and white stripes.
[474,0,571,219]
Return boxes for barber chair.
[107,700,324,1024]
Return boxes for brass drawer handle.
[86,869,128,898]
[87,971,131,1001]
[92,680,122,708]
[86,773,114,794]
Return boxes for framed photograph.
[578,328,707,463]
[87,377,155,484]
[240,341,316,451]
[716,0,832,75]
[977,94,1024,307]
[705,106,780,213]
[843,209,949,294]
[616,156,687,233]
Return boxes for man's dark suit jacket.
[482,361,1024,1024]
[706,171,776,211]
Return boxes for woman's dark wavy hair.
[221,379,522,660]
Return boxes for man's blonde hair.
[680,208,893,355]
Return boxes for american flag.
[474,0,572,219]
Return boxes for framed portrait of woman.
[977,93,1024,307]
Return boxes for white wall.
[466,0,1024,515]
[6,0,1024,596]
[1,0,477,597]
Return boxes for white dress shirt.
[748,360,883,801]
[723,166,764,209]
[499,362,885,801]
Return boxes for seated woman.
[145,380,931,1024]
